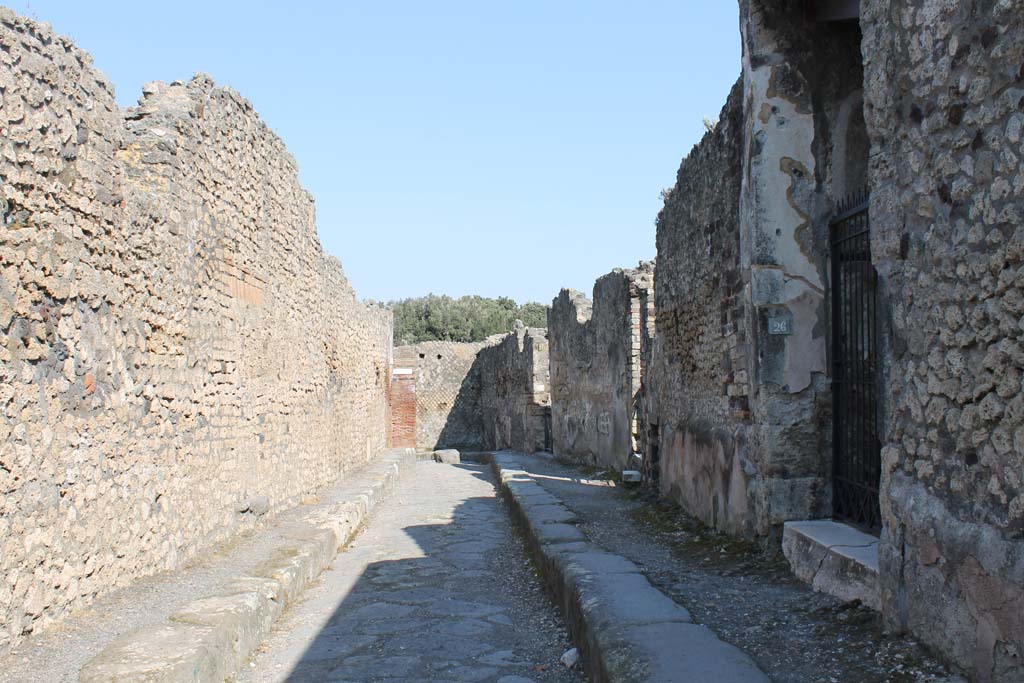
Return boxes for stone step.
[782,519,880,610]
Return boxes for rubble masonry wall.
[477,327,550,455]
[548,263,654,472]
[649,81,762,535]
[0,10,391,653]
[862,1,1024,678]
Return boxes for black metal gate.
[830,190,881,530]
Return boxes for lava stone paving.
[236,460,583,683]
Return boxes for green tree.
[390,294,548,346]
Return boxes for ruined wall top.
[476,327,550,454]
[551,261,654,326]
[548,261,654,470]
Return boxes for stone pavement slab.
[235,460,583,683]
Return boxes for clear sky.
[21,1,740,305]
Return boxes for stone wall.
[0,9,391,654]
[393,339,497,450]
[648,1,1024,679]
[387,330,550,455]
[648,81,763,535]
[860,1,1024,679]
[477,326,551,454]
[548,263,654,471]
[649,2,870,541]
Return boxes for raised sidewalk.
[489,451,770,683]
[0,449,415,683]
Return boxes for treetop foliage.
[390,294,548,346]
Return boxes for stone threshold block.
[782,520,880,610]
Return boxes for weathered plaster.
[742,55,822,289]
[750,267,826,393]
[661,424,755,537]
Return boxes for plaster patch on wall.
[750,267,826,394]
[782,287,826,393]
[744,61,821,289]
[660,425,753,537]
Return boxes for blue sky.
[22,1,740,304]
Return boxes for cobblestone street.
[236,460,584,683]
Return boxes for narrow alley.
[2,3,1021,682]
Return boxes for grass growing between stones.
[627,493,781,573]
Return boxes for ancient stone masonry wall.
[477,326,550,454]
[393,339,497,450]
[652,0,867,539]
[860,1,1024,679]
[737,0,874,539]
[388,332,549,453]
[0,9,391,654]
[649,81,764,536]
[548,262,654,471]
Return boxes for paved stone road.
[237,460,584,683]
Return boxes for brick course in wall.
[0,9,391,653]
[388,369,417,449]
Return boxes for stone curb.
[78,448,417,683]
[490,452,770,683]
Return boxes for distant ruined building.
[390,325,551,455]
[1,2,1022,682]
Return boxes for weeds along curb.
[78,448,416,683]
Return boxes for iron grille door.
[830,191,881,531]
